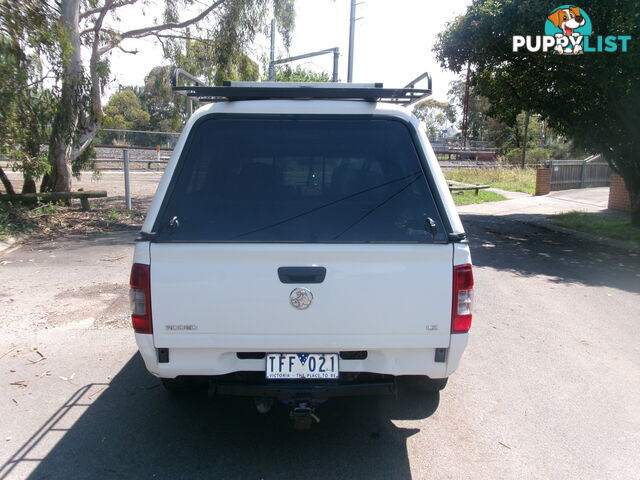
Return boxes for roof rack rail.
[171,75,432,106]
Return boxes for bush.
[503,147,549,165]
[547,142,589,160]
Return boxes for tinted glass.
[155,118,446,243]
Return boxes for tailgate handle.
[278,266,326,284]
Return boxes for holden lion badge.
[289,287,313,310]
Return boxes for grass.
[451,189,507,206]
[549,211,640,247]
[445,168,537,195]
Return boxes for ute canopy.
[153,116,448,243]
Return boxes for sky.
[107,0,471,103]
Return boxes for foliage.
[163,38,260,87]
[550,211,640,247]
[435,0,640,223]
[413,99,456,139]
[445,167,536,194]
[0,1,60,193]
[161,0,294,85]
[140,66,184,132]
[1,0,297,195]
[503,147,549,165]
[103,89,150,131]
[274,65,330,82]
[546,141,588,161]
[450,189,507,205]
[445,78,561,156]
[447,78,492,141]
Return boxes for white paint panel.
[149,243,453,350]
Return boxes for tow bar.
[255,396,321,429]
[290,402,320,430]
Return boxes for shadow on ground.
[1,354,439,480]
[462,214,640,294]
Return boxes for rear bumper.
[135,333,469,379]
[213,373,396,403]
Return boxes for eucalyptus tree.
[43,0,295,193]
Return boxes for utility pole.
[269,18,276,81]
[185,27,192,117]
[461,62,471,149]
[347,0,361,82]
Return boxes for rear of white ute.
[130,90,473,426]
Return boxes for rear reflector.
[452,264,474,333]
[130,263,152,334]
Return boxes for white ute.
[130,81,474,427]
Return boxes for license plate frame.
[266,353,339,380]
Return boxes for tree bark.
[44,0,82,193]
[631,196,640,227]
[626,180,640,228]
[22,174,36,194]
[0,166,16,195]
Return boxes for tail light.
[130,263,152,334]
[452,264,474,333]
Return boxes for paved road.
[1,215,639,479]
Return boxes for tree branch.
[120,0,225,40]
[96,0,226,56]
[117,45,139,54]
[71,124,100,162]
[81,26,118,36]
[153,33,214,42]
[79,0,138,19]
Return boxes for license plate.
[266,353,339,379]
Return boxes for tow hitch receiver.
[290,402,320,430]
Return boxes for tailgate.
[150,243,453,349]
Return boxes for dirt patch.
[36,283,131,330]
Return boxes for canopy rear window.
[154,117,447,243]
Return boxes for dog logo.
[513,6,630,54]
[289,287,313,310]
[545,5,592,54]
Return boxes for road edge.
[0,235,24,257]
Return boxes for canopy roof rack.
[172,74,432,106]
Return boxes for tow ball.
[290,402,320,430]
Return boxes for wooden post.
[80,195,90,211]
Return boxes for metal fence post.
[123,149,131,210]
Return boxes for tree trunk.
[43,0,82,194]
[0,166,16,195]
[628,185,640,227]
[22,174,37,194]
